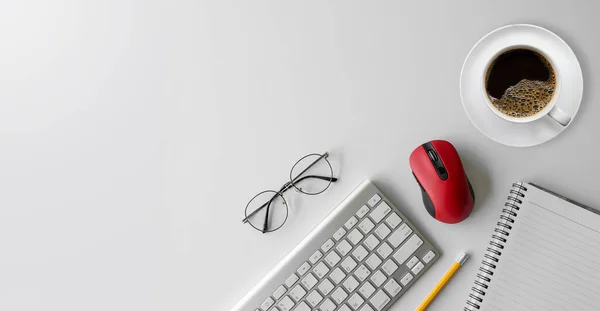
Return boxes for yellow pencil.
[416,252,469,311]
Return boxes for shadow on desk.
[460,150,491,216]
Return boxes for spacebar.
[393,234,423,264]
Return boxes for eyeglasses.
[242,152,338,233]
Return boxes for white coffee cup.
[481,45,571,126]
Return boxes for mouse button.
[411,151,437,179]
[429,139,452,151]
[436,166,448,180]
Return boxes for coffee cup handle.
[548,106,571,126]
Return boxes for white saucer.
[460,24,583,147]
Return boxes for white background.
[1,1,598,310]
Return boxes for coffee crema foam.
[490,78,555,117]
[486,50,556,118]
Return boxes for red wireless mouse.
[409,140,474,224]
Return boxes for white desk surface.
[1,1,599,311]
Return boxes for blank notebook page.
[482,184,600,311]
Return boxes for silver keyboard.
[232,179,440,311]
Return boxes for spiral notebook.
[465,182,600,311]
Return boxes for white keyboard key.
[309,250,323,264]
[360,304,375,311]
[321,239,335,252]
[384,279,402,297]
[273,285,286,299]
[338,305,351,311]
[333,227,347,241]
[290,284,306,301]
[393,234,423,264]
[297,262,311,276]
[313,262,330,279]
[306,290,323,307]
[388,223,413,248]
[377,242,393,259]
[375,223,391,239]
[370,270,386,287]
[412,261,425,275]
[423,250,436,263]
[385,213,402,229]
[285,273,299,287]
[382,259,399,276]
[369,201,391,223]
[345,216,359,229]
[301,272,318,290]
[368,194,381,207]
[348,293,365,310]
[352,245,369,262]
[336,240,352,256]
[331,287,348,304]
[370,290,391,311]
[343,275,360,292]
[325,251,341,267]
[277,296,294,311]
[358,218,375,234]
[356,205,370,218]
[260,297,274,310]
[406,256,419,269]
[342,256,358,273]
[363,234,380,251]
[347,229,364,245]
[319,299,336,311]
[359,281,376,298]
[400,272,414,286]
[329,267,346,284]
[318,279,335,295]
[354,264,371,281]
[295,301,310,311]
[366,253,382,270]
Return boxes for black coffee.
[485,49,556,118]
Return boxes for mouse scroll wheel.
[427,150,439,162]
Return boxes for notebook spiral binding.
[464,182,528,310]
